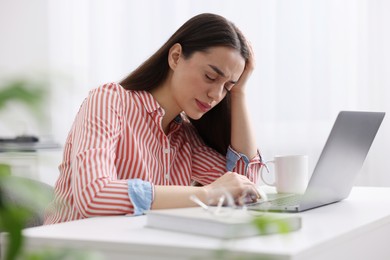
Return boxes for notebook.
[145,207,302,239]
[247,111,385,212]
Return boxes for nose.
[207,84,225,102]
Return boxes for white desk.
[5,187,390,259]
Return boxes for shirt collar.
[133,90,184,131]
[134,90,162,114]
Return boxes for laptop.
[247,111,385,212]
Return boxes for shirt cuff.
[226,146,251,171]
[127,179,153,216]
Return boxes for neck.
[150,83,180,134]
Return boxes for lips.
[195,99,212,112]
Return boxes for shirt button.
[163,148,170,154]
[164,174,169,180]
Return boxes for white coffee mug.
[260,155,309,194]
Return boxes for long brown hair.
[120,13,249,155]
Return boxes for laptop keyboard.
[267,194,303,207]
[248,193,302,207]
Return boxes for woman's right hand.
[203,172,260,206]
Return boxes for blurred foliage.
[0,164,27,260]
[0,77,48,259]
[22,249,104,260]
[0,189,34,260]
[0,78,98,260]
[0,164,54,260]
[252,215,295,234]
[0,78,62,259]
[0,80,45,108]
[0,79,48,124]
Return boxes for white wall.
[0,0,50,137]
[1,0,389,186]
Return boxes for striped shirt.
[44,83,261,224]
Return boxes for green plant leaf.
[0,78,48,121]
[252,215,295,234]
[0,206,32,260]
[0,174,53,260]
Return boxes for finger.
[237,189,258,205]
[242,184,261,201]
[256,187,268,201]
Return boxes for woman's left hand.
[230,40,255,95]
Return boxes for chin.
[185,111,204,120]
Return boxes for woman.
[44,13,264,224]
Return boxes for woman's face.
[169,45,245,120]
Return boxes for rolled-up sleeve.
[127,179,154,216]
[186,117,263,185]
[226,146,263,183]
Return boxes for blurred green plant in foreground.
[0,79,48,122]
[0,165,52,260]
[0,77,47,259]
[0,78,100,259]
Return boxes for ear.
[168,43,182,70]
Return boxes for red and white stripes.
[44,83,260,224]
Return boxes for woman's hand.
[230,40,255,95]
[229,39,258,159]
[203,172,260,206]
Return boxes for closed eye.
[205,74,217,81]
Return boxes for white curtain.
[46,0,390,186]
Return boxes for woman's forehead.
[193,47,245,78]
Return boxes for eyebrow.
[208,64,237,84]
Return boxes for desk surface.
[12,187,390,259]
